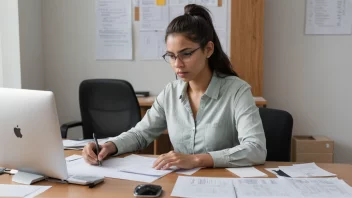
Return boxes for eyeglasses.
[162,47,201,64]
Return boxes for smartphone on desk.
[134,184,162,197]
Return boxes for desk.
[1,150,352,197]
[138,96,268,155]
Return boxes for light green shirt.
[111,73,267,167]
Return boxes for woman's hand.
[152,151,199,170]
[82,141,117,165]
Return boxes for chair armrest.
[60,121,83,138]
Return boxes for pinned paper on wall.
[140,0,169,31]
[96,0,133,60]
[140,31,166,60]
[305,0,352,34]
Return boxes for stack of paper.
[171,177,352,198]
[171,176,236,198]
[278,163,336,177]
[226,167,268,178]
[0,184,51,198]
[62,138,109,150]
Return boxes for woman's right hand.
[82,141,117,165]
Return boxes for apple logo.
[14,125,23,138]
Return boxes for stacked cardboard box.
[291,136,334,163]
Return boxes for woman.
[82,4,266,169]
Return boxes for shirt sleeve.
[109,87,168,155]
[208,84,267,167]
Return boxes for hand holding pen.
[82,134,118,165]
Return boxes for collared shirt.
[111,73,267,167]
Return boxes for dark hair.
[165,4,238,77]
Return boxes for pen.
[92,133,102,166]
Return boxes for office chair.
[60,79,141,139]
[259,107,293,162]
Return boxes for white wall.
[42,1,174,138]
[0,0,21,88]
[0,32,3,87]
[18,0,44,90]
[264,0,352,163]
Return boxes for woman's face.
[165,34,213,82]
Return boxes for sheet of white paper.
[96,0,132,59]
[169,5,184,21]
[0,185,51,198]
[67,155,161,183]
[207,0,228,30]
[215,29,228,54]
[63,138,109,149]
[176,167,201,175]
[169,0,189,5]
[25,186,52,198]
[133,0,140,7]
[140,0,169,31]
[283,178,352,198]
[305,0,352,34]
[118,154,176,176]
[226,167,268,178]
[233,178,301,198]
[171,176,236,198]
[140,31,166,60]
[254,96,266,102]
[196,0,218,6]
[279,163,336,177]
[65,155,83,162]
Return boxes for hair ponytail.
[166,4,238,77]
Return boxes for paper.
[96,0,132,60]
[208,1,228,30]
[140,0,169,30]
[207,0,229,54]
[169,5,184,21]
[196,0,218,6]
[118,154,176,176]
[305,0,352,34]
[254,96,266,102]
[65,154,83,162]
[233,178,301,198]
[66,155,164,183]
[140,31,166,60]
[284,178,352,198]
[216,29,228,54]
[63,138,109,149]
[0,185,51,198]
[279,163,336,177]
[171,176,236,198]
[226,167,268,178]
[169,0,193,5]
[176,167,201,175]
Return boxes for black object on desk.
[134,184,162,197]
[135,91,150,97]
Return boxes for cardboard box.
[291,136,334,163]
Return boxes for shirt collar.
[204,72,220,100]
[178,72,221,100]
